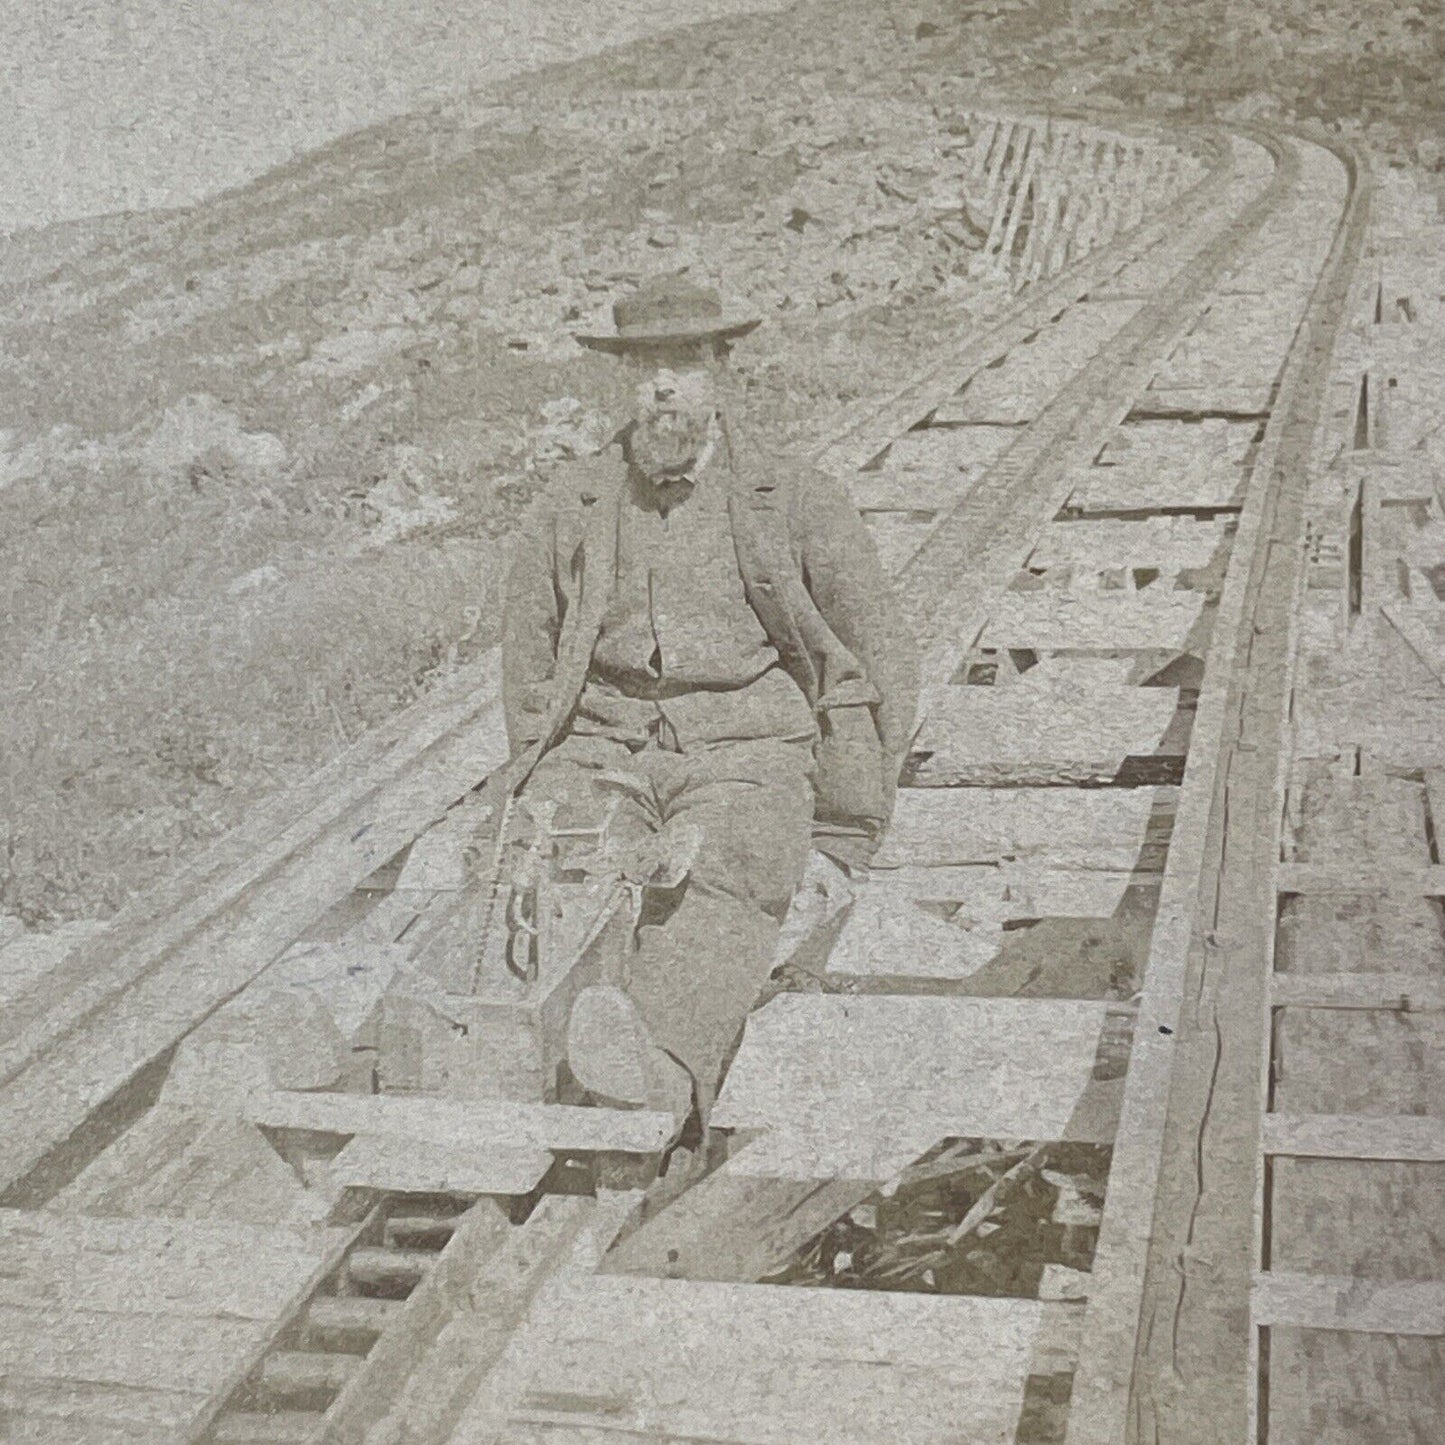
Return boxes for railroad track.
[2,109,1437,1445]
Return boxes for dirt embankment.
[2,0,1440,926]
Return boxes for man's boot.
[566,984,694,1136]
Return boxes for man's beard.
[629,408,714,481]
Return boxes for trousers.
[521,729,815,1113]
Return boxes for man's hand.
[604,821,705,890]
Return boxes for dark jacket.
[499,420,919,865]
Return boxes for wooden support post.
[1017,134,1064,288]
[979,121,1020,237]
[984,127,1035,273]
[997,151,1042,285]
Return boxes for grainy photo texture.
[2,3,1443,1442]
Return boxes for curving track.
[2,111,1432,1445]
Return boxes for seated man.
[500,275,917,1139]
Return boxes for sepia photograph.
[1,1,1442,1441]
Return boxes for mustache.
[636,401,713,424]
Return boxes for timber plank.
[1064,417,1255,513]
[827,863,1146,981]
[1292,686,1445,771]
[1270,972,1445,1010]
[468,1275,1053,1444]
[46,1105,322,1227]
[1275,861,1445,897]
[711,994,1109,1141]
[599,1159,880,1282]
[1152,293,1305,386]
[242,1088,673,1156]
[0,1210,347,1321]
[1025,515,1232,573]
[1282,771,1431,867]
[909,680,1180,785]
[1253,1271,1445,1335]
[877,784,1168,870]
[1263,1112,1445,1163]
[847,446,1002,513]
[863,422,1020,482]
[330,1133,552,1198]
[848,470,973,514]
[0,1308,263,1396]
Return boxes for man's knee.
[687,801,814,916]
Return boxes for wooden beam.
[330,1133,552,1199]
[1266,1327,1445,1445]
[930,299,1143,425]
[710,994,1111,1144]
[1270,972,1445,1012]
[878,786,1167,871]
[461,1275,1056,1443]
[46,1104,325,1227]
[599,1153,878,1283]
[1276,862,1445,897]
[908,680,1180,786]
[1262,1112,1445,1163]
[1253,1271,1445,1336]
[243,1088,673,1157]
[0,1211,348,1321]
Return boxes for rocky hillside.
[2,0,1439,925]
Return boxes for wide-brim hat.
[575,276,761,353]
